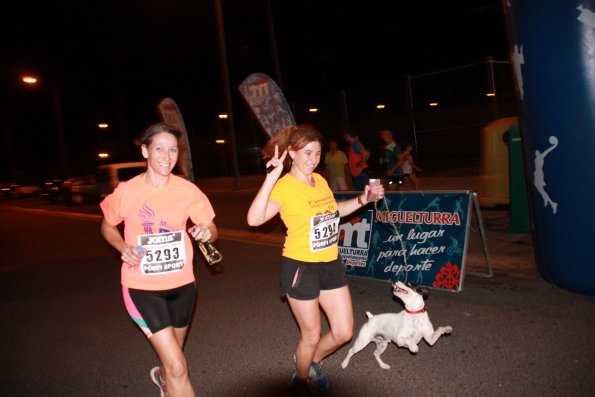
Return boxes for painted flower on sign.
[432,261,461,290]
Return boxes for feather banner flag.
[156,97,194,181]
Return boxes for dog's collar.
[405,307,426,314]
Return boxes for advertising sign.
[505,1,595,295]
[336,191,473,292]
[238,72,295,138]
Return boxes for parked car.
[15,185,41,197]
[41,162,146,205]
[41,179,66,203]
[96,161,146,198]
[0,183,20,200]
[61,175,100,205]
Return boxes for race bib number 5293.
[138,231,187,275]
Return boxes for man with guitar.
[344,131,371,190]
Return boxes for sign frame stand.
[463,192,493,279]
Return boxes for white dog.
[341,281,453,370]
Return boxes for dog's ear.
[417,287,430,299]
[406,282,430,299]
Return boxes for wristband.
[357,195,365,206]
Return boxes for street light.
[215,136,228,175]
[21,74,69,178]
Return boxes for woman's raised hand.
[266,145,288,176]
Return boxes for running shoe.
[308,361,330,391]
[150,366,168,397]
[293,355,330,391]
[289,373,310,394]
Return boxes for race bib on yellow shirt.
[138,231,187,275]
[310,210,340,252]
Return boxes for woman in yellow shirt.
[247,124,384,392]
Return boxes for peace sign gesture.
[266,144,288,175]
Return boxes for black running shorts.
[280,256,348,300]
[123,282,196,338]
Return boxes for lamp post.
[215,0,240,189]
[21,75,69,178]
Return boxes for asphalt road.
[1,193,594,397]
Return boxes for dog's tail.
[366,311,373,319]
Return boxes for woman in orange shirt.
[100,123,217,397]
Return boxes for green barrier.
[507,124,531,233]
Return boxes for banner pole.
[466,192,493,278]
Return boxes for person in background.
[344,131,370,191]
[324,139,349,191]
[378,128,404,191]
[399,142,422,190]
[247,124,384,393]
[100,123,218,397]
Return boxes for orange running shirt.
[100,174,215,290]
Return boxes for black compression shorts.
[122,282,196,338]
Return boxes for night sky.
[1,0,509,183]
